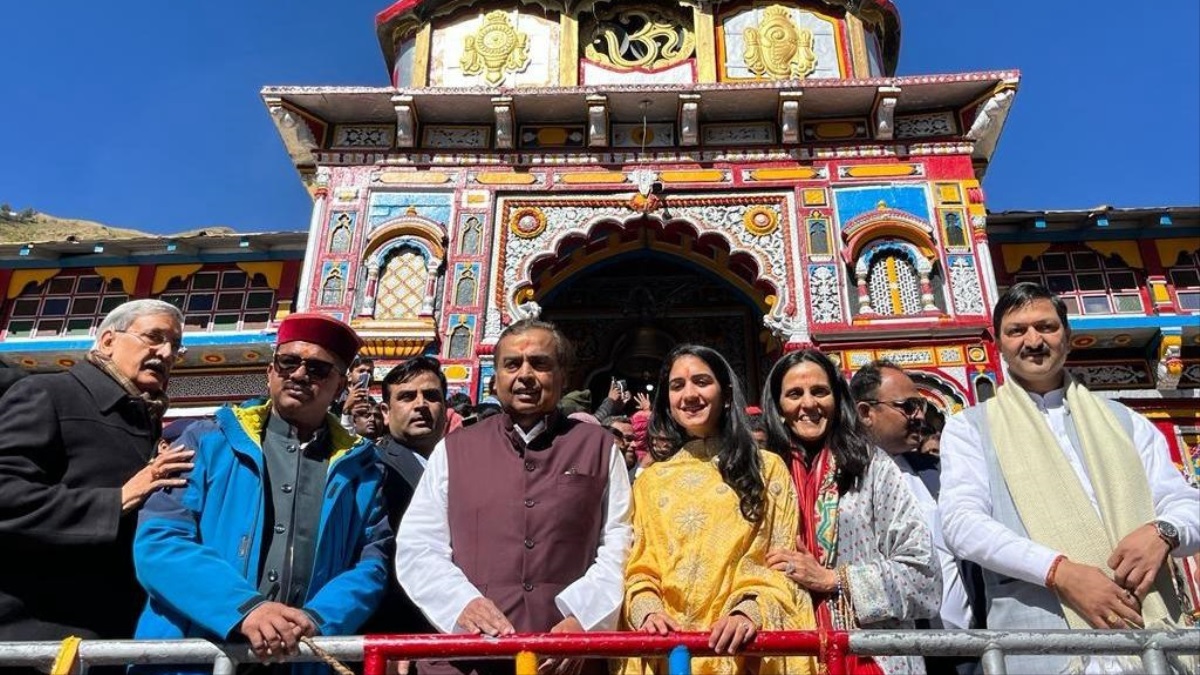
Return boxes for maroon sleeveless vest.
[445,412,611,632]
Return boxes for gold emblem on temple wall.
[743,6,817,80]
[461,11,531,86]
[583,7,696,70]
[743,206,780,236]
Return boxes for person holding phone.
[338,358,375,432]
[594,376,632,423]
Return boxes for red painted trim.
[362,631,841,670]
[278,260,302,304]
[1138,239,1165,275]
[376,0,420,27]
[135,265,156,297]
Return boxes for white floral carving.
[763,311,808,344]
[500,199,789,304]
[808,265,842,323]
[948,256,985,316]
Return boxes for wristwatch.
[1154,520,1180,550]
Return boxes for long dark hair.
[761,349,872,494]
[649,344,765,522]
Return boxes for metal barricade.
[0,630,1195,675]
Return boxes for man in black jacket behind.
[0,299,192,641]
[362,356,448,638]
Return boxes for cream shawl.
[986,377,1188,632]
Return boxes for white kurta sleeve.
[554,444,633,630]
[939,412,1060,587]
[395,441,485,634]
[1130,412,1200,556]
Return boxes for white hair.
[93,299,184,348]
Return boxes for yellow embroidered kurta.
[619,442,817,675]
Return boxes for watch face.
[1158,520,1179,539]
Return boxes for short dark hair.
[475,404,501,421]
[447,391,473,414]
[849,359,906,402]
[381,356,446,402]
[497,318,574,370]
[605,415,631,425]
[351,356,375,369]
[992,281,1070,334]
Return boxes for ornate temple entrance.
[538,251,773,405]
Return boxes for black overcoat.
[0,360,159,639]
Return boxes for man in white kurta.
[396,320,631,675]
[940,282,1198,674]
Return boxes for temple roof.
[374,0,902,78]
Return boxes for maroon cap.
[276,313,364,367]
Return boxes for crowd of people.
[0,281,1196,675]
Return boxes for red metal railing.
[362,631,847,675]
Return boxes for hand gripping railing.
[0,630,1196,675]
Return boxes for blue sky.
[1,1,1196,235]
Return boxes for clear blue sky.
[1,1,1196,235]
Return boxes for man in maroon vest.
[397,319,632,675]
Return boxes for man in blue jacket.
[133,313,390,665]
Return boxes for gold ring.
[1106,614,1118,624]
[784,561,795,574]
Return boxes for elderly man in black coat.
[0,298,192,640]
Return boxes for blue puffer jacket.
[132,399,390,671]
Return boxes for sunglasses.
[273,353,338,381]
[862,397,927,417]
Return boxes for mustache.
[143,359,168,375]
[1020,346,1051,358]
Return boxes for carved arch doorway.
[536,245,776,409]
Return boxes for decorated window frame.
[1167,250,1199,313]
[1013,249,1145,316]
[159,267,277,332]
[5,271,129,339]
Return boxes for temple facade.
[263,0,1017,415]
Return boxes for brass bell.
[616,326,673,379]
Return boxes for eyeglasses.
[117,330,187,356]
[862,397,927,417]
[273,353,337,381]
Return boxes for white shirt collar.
[1026,386,1066,411]
[514,419,547,444]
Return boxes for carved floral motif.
[808,265,843,323]
[498,199,791,324]
[895,112,956,139]
[948,255,985,316]
[509,207,547,238]
[743,206,779,236]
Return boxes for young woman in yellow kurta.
[620,345,818,675]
